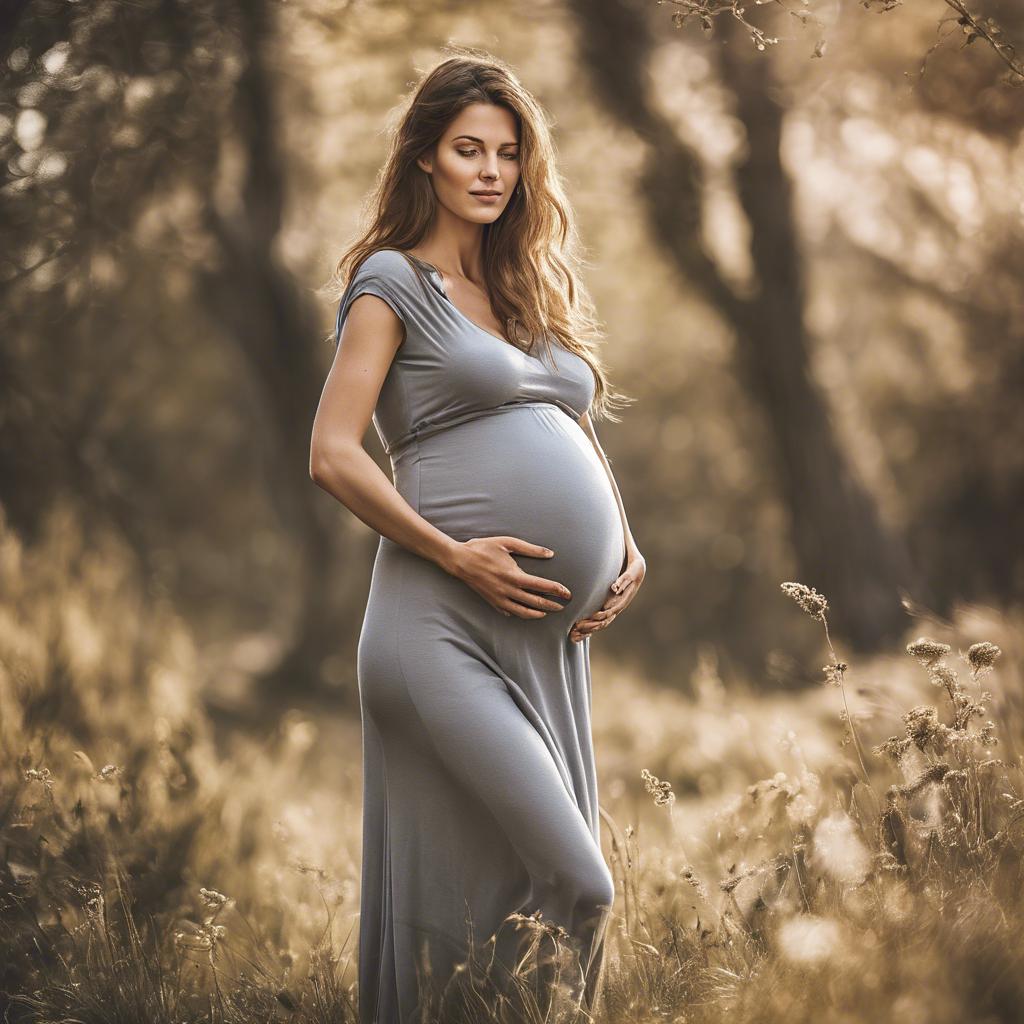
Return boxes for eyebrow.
[452,135,519,147]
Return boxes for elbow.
[309,441,359,487]
[309,442,323,484]
[309,448,332,486]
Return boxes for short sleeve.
[334,250,414,349]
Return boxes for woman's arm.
[310,293,573,620]
[310,293,464,574]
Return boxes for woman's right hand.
[447,536,572,618]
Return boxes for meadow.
[4,0,1023,1019]
[4,503,1022,1024]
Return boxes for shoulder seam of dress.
[363,248,446,300]
[336,248,432,346]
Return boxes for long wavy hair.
[328,46,631,423]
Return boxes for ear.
[416,154,433,175]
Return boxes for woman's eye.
[456,148,519,160]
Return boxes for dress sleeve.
[334,250,414,349]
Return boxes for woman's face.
[418,102,521,225]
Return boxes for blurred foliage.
[4,502,1024,1021]
[666,0,1024,88]
[3,4,1024,1017]
[0,0,1022,695]
[0,506,363,1020]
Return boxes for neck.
[417,207,488,283]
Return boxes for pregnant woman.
[310,51,646,1024]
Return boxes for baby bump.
[400,405,626,621]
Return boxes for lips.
[470,191,502,196]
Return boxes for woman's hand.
[569,549,646,643]
[449,536,573,619]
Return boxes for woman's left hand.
[569,549,646,643]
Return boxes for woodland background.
[2,0,1024,1020]
[3,0,1023,709]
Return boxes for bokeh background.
[3,0,1024,1021]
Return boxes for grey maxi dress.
[334,249,626,1024]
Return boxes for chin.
[454,210,503,226]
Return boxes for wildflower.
[903,705,944,751]
[906,637,950,667]
[507,908,571,942]
[24,767,53,787]
[640,768,675,808]
[85,893,105,918]
[955,694,988,727]
[174,920,227,952]
[872,735,912,765]
[680,865,710,901]
[780,582,829,622]
[896,762,950,797]
[822,660,847,686]
[95,764,123,782]
[929,664,960,692]
[719,871,743,894]
[966,642,1001,675]
[199,887,229,910]
[978,722,999,747]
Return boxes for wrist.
[433,535,465,577]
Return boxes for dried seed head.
[906,637,950,667]
[903,705,943,750]
[641,768,675,807]
[199,887,229,910]
[966,642,1001,674]
[781,582,829,621]
[929,664,960,690]
[24,767,53,786]
[680,865,710,902]
[822,661,848,686]
[897,762,950,797]
[978,722,999,747]
[872,734,912,765]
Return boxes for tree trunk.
[197,0,358,708]
[566,0,922,650]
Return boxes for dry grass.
[3,504,1024,1023]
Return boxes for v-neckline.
[399,251,527,349]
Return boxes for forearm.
[311,443,462,574]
